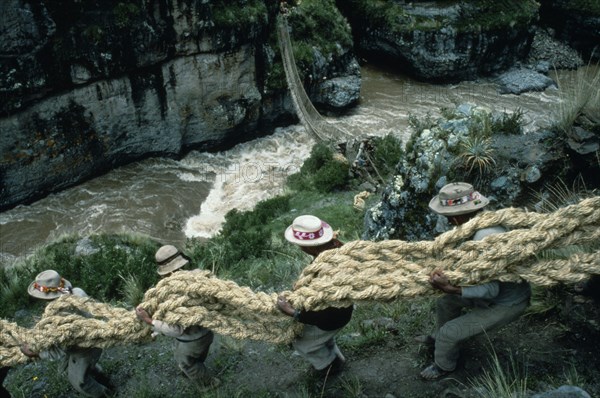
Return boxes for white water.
[182,125,313,238]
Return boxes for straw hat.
[429,182,489,216]
[27,270,72,300]
[155,245,189,275]
[284,215,334,247]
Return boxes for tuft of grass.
[469,348,529,398]
[552,61,600,134]
[118,272,146,308]
[492,108,525,135]
[529,177,596,214]
[561,362,587,387]
[339,375,365,397]
[526,285,564,316]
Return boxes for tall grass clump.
[553,61,600,134]
[492,108,525,135]
[526,178,600,315]
[451,111,498,182]
[469,349,529,398]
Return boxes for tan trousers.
[433,295,529,371]
[174,330,214,385]
[293,324,342,370]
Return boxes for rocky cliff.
[539,0,600,61]
[0,0,360,210]
[2,0,597,211]
[336,0,540,82]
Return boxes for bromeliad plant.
[456,134,497,176]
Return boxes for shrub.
[0,234,160,318]
[187,195,292,272]
[370,134,404,178]
[287,143,350,193]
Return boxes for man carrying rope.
[277,215,353,379]
[20,270,114,397]
[417,182,532,380]
[135,245,219,390]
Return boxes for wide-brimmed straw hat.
[155,245,189,275]
[284,215,334,247]
[27,270,72,300]
[429,182,489,216]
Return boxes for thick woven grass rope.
[1,196,598,366]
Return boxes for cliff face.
[336,0,540,82]
[0,0,360,210]
[539,0,600,61]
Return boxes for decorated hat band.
[292,225,325,241]
[440,191,481,208]
[33,278,70,294]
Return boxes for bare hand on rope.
[276,296,296,317]
[19,344,38,358]
[135,307,153,325]
[429,270,462,295]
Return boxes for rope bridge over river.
[1,196,599,366]
[276,14,353,143]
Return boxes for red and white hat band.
[292,223,327,241]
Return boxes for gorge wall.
[0,0,360,210]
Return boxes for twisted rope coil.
[1,197,599,366]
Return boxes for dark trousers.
[1,366,11,397]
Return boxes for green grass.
[468,348,529,398]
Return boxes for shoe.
[420,363,451,380]
[313,355,345,378]
[328,355,345,376]
[90,367,115,391]
[413,335,435,346]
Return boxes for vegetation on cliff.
[265,0,353,91]
[336,0,539,33]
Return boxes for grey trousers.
[433,294,529,371]
[65,347,110,397]
[174,330,214,384]
[293,324,343,370]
